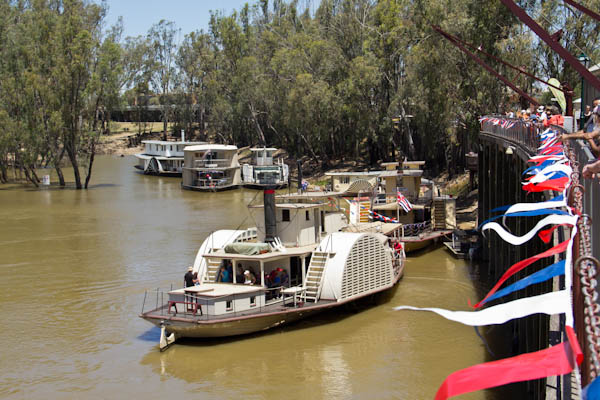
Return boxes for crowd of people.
[503,97,600,181]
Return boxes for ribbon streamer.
[434,326,582,400]
[481,260,565,305]
[395,290,569,326]
[473,239,570,308]
[480,215,577,246]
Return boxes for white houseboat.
[242,147,289,189]
[140,191,404,350]
[134,137,205,176]
[181,144,242,191]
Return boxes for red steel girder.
[562,0,600,22]
[432,25,540,106]
[500,0,600,91]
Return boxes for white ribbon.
[394,290,570,326]
[481,214,577,246]
[502,196,567,214]
[525,164,573,184]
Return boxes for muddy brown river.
[0,156,506,399]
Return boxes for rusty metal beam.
[432,25,540,106]
[562,0,600,22]
[500,0,600,91]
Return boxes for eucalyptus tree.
[146,20,179,140]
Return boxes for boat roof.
[250,147,278,151]
[142,140,206,145]
[205,244,317,261]
[276,191,345,200]
[184,144,238,151]
[135,154,183,160]
[248,203,324,210]
[325,171,381,176]
[171,283,264,297]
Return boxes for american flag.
[397,191,413,213]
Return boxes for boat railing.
[192,177,233,188]
[141,285,297,321]
[192,159,232,168]
[400,220,431,237]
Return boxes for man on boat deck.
[184,266,195,288]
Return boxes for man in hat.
[184,266,196,288]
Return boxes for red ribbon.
[472,239,570,308]
[434,326,582,400]
[522,177,569,192]
[538,224,572,244]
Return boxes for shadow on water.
[138,326,162,342]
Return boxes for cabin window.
[226,300,233,311]
[250,296,256,307]
[305,211,310,221]
[340,177,350,184]
[170,145,173,151]
[282,209,290,222]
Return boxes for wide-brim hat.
[188,266,193,271]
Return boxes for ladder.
[303,251,329,302]
[203,256,222,283]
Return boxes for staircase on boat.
[303,251,330,302]
[203,256,222,283]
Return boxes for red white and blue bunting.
[395,125,583,398]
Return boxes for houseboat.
[140,190,404,350]
[181,144,242,191]
[134,136,205,176]
[241,147,289,189]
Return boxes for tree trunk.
[249,103,267,145]
[22,166,39,188]
[30,166,41,183]
[66,144,82,189]
[0,160,7,183]
[162,105,168,141]
[84,138,96,189]
[55,148,66,187]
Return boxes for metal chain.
[565,143,600,379]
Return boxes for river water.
[1,156,502,399]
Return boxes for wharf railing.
[479,115,540,154]
[480,114,600,387]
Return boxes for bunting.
[394,123,582,398]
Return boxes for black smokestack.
[264,188,276,244]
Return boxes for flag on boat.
[397,190,413,212]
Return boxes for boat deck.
[142,296,338,323]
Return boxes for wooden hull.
[404,239,433,253]
[181,184,239,192]
[143,307,321,338]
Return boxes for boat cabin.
[134,139,205,175]
[241,147,289,188]
[182,144,242,191]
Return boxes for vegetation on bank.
[0,0,598,188]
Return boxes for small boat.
[140,191,404,350]
[134,136,205,176]
[241,147,289,189]
[181,144,242,191]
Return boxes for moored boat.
[241,147,289,189]
[140,190,404,350]
[134,135,206,176]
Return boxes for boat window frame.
[282,209,290,222]
[250,296,256,307]
[225,300,233,311]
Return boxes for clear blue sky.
[104,0,253,39]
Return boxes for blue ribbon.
[488,194,564,215]
[481,260,565,305]
[583,375,600,400]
